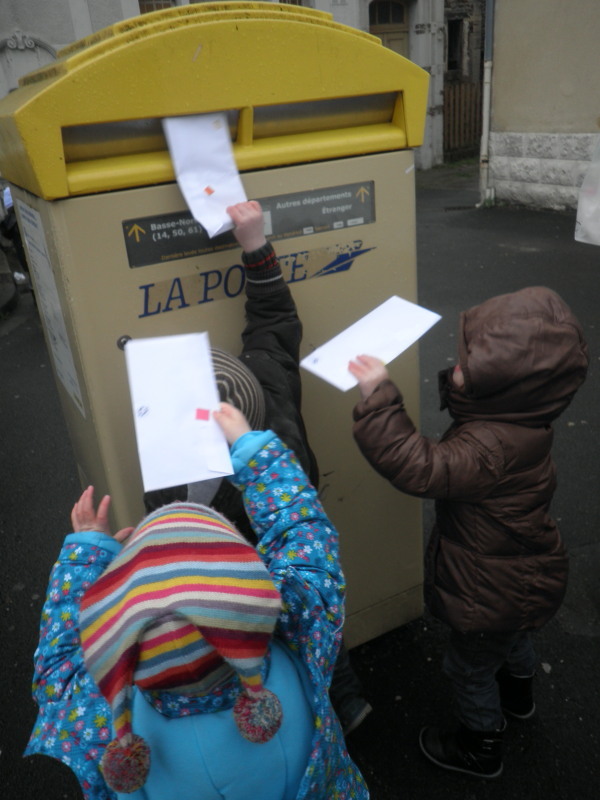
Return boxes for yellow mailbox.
[0,3,429,648]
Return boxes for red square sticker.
[195,408,210,421]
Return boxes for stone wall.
[489,132,600,211]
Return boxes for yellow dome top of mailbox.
[0,2,429,200]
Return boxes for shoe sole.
[418,728,503,779]
[502,703,536,720]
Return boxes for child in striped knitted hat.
[25,403,369,800]
[79,498,284,792]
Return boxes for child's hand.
[213,402,252,445]
[227,201,267,253]
[71,486,134,543]
[349,354,389,401]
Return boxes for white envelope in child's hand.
[163,113,247,238]
[300,295,441,392]
[124,332,233,492]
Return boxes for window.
[447,18,463,72]
[139,1,176,14]
[369,1,405,27]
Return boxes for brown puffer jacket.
[353,287,589,633]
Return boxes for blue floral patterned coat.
[25,434,369,800]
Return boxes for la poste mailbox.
[0,2,429,648]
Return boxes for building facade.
[0,0,445,171]
[2,0,598,208]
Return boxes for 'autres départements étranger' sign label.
[122,181,375,268]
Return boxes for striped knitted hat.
[80,503,282,793]
[211,348,266,431]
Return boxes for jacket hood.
[446,286,589,425]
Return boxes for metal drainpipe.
[478,0,495,206]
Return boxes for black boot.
[496,666,535,719]
[419,723,503,778]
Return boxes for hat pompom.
[100,734,151,793]
[233,689,283,743]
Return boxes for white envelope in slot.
[125,332,233,492]
[163,113,247,238]
[300,295,441,391]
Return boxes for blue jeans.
[443,629,537,731]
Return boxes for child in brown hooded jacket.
[349,286,589,778]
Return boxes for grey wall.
[486,0,600,209]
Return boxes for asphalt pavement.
[1,162,598,799]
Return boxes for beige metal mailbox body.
[0,4,429,648]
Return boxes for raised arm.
[226,201,318,486]
[26,489,129,799]
[227,200,301,367]
[214,404,345,682]
[353,378,503,500]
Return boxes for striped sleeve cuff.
[242,241,285,294]
[242,241,278,269]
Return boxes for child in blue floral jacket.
[24,403,369,800]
